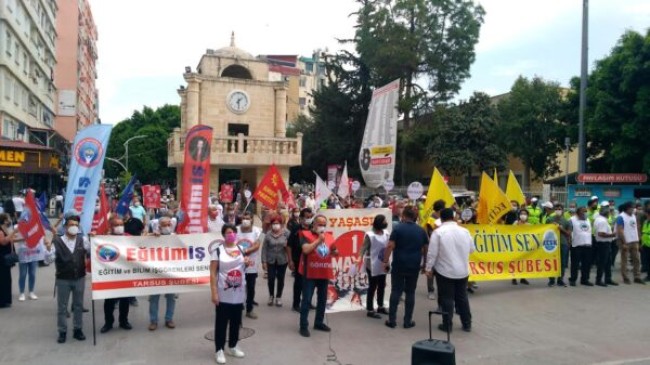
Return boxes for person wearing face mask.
[298,214,339,337]
[100,217,133,333]
[548,204,571,287]
[392,200,405,224]
[211,224,250,364]
[357,214,390,319]
[569,207,594,287]
[44,214,90,343]
[290,208,313,312]
[148,217,178,330]
[593,203,619,287]
[503,201,520,225]
[236,212,262,319]
[128,197,147,224]
[512,210,531,285]
[527,197,542,225]
[223,204,241,226]
[207,204,225,234]
[616,202,644,285]
[261,214,292,307]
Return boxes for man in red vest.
[298,214,338,337]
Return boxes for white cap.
[531,197,538,203]
[542,202,553,209]
[590,195,599,201]
[600,201,610,207]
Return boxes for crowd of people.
[0,184,649,364]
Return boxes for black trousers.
[643,246,650,276]
[245,273,257,313]
[595,241,612,283]
[104,297,130,326]
[570,246,593,283]
[214,303,243,352]
[435,274,471,328]
[267,263,288,298]
[292,260,302,309]
[0,263,11,307]
[388,272,418,324]
[366,269,386,311]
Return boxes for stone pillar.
[210,167,220,196]
[177,88,187,131]
[274,86,287,137]
[186,78,202,128]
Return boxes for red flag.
[17,190,45,248]
[284,190,297,209]
[253,164,289,210]
[177,125,213,234]
[219,183,233,203]
[143,184,161,208]
[92,184,110,234]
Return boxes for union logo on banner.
[74,137,104,168]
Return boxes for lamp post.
[123,135,148,172]
[565,137,571,207]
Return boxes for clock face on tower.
[227,90,250,114]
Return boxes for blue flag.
[36,192,52,231]
[116,175,136,216]
[63,125,113,234]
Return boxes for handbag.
[3,241,18,267]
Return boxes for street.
[1,264,650,365]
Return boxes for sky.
[89,0,650,124]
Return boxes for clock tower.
[168,33,302,208]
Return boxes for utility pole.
[578,0,588,174]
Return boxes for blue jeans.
[18,261,38,293]
[299,278,327,329]
[149,294,176,323]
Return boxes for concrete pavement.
[1,264,650,365]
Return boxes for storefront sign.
[0,147,59,173]
[0,149,26,167]
[577,173,647,184]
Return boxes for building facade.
[0,0,64,195]
[53,0,97,142]
[168,35,302,202]
[297,51,327,118]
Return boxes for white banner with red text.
[318,208,392,313]
[91,233,223,300]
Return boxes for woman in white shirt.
[357,214,390,319]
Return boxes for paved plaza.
[2,262,650,365]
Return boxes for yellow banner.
[465,224,561,281]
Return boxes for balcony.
[168,130,302,168]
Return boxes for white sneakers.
[226,347,245,358]
[215,350,226,364]
[216,347,245,363]
[19,293,38,301]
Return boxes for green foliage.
[424,92,507,178]
[496,76,568,186]
[105,105,180,184]
[582,30,650,173]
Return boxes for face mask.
[316,226,326,234]
[225,232,237,244]
[555,210,563,216]
[569,208,576,214]
[113,226,124,235]
[272,223,281,231]
[293,212,300,218]
[160,227,172,235]
[519,215,528,222]
[241,219,252,228]
[67,226,80,236]
[511,205,518,211]
[134,202,141,207]
[305,218,314,225]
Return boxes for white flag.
[314,172,333,210]
[338,162,350,200]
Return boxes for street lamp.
[123,135,148,172]
[565,137,571,207]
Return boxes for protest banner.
[142,184,161,208]
[177,125,213,233]
[64,124,112,233]
[91,184,109,235]
[317,208,392,313]
[17,190,45,248]
[219,183,234,203]
[465,224,561,281]
[90,233,222,300]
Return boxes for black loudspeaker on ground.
[411,310,456,365]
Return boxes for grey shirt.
[261,229,290,265]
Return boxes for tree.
[496,76,568,189]
[425,92,507,183]
[105,105,180,184]
[578,30,650,173]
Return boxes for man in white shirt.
[593,203,618,286]
[569,207,594,287]
[616,201,645,284]
[207,204,225,233]
[12,192,25,220]
[425,208,474,333]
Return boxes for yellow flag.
[420,167,455,226]
[505,170,526,206]
[477,172,511,224]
